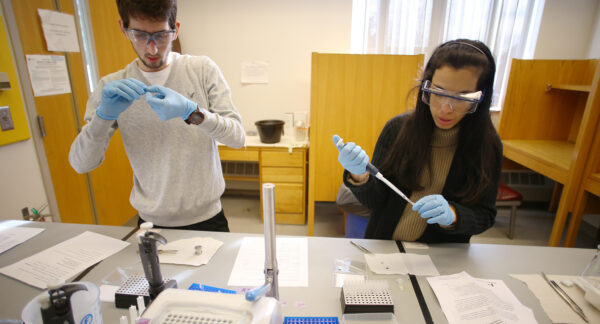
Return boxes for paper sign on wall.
[241,61,269,84]
[26,55,72,97]
[38,9,80,52]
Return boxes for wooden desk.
[219,136,308,224]
[498,59,600,246]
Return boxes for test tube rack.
[341,280,394,314]
[115,275,177,309]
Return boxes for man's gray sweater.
[69,53,245,226]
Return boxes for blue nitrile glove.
[145,85,197,121]
[412,194,455,226]
[97,78,147,120]
[332,134,369,175]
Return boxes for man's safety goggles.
[421,80,484,114]
[125,29,176,47]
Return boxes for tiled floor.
[222,194,599,248]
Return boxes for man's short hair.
[116,0,177,30]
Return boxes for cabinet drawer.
[275,212,305,225]
[262,167,304,183]
[219,148,259,161]
[269,183,304,213]
[261,150,304,167]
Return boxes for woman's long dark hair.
[379,39,499,204]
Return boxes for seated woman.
[333,39,502,243]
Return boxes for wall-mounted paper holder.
[0,72,10,90]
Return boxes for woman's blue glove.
[97,78,147,120]
[145,85,197,121]
[332,134,369,175]
[412,194,455,226]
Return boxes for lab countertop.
[1,220,597,323]
[221,135,309,149]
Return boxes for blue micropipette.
[336,137,414,206]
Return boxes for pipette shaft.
[336,138,414,206]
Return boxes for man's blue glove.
[145,85,197,121]
[412,194,455,226]
[332,134,369,175]
[97,78,147,120]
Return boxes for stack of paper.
[427,271,537,324]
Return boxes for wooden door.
[10,0,138,225]
[10,0,94,224]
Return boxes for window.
[351,0,433,54]
[351,0,545,109]
[74,0,99,94]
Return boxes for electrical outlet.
[0,106,14,131]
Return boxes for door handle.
[37,115,46,137]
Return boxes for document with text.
[0,231,129,289]
[228,237,308,287]
[427,271,537,324]
[0,225,44,254]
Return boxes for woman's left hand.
[412,194,456,226]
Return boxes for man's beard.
[140,55,164,69]
[136,43,171,70]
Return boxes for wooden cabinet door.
[85,0,138,225]
[307,53,423,235]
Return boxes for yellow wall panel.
[0,15,30,145]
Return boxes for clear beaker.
[293,111,308,142]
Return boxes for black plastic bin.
[255,120,285,143]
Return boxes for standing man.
[69,0,245,231]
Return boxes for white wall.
[535,0,599,59]
[0,7,48,221]
[588,1,600,58]
[0,139,48,220]
[177,0,353,134]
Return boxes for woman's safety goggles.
[125,29,176,47]
[421,80,484,114]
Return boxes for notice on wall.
[26,55,71,97]
[241,60,269,84]
[38,9,80,52]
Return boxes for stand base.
[115,275,177,309]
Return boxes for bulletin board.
[0,14,31,145]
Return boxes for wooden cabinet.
[219,145,307,224]
[498,59,600,246]
[307,53,424,235]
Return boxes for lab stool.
[496,182,523,239]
